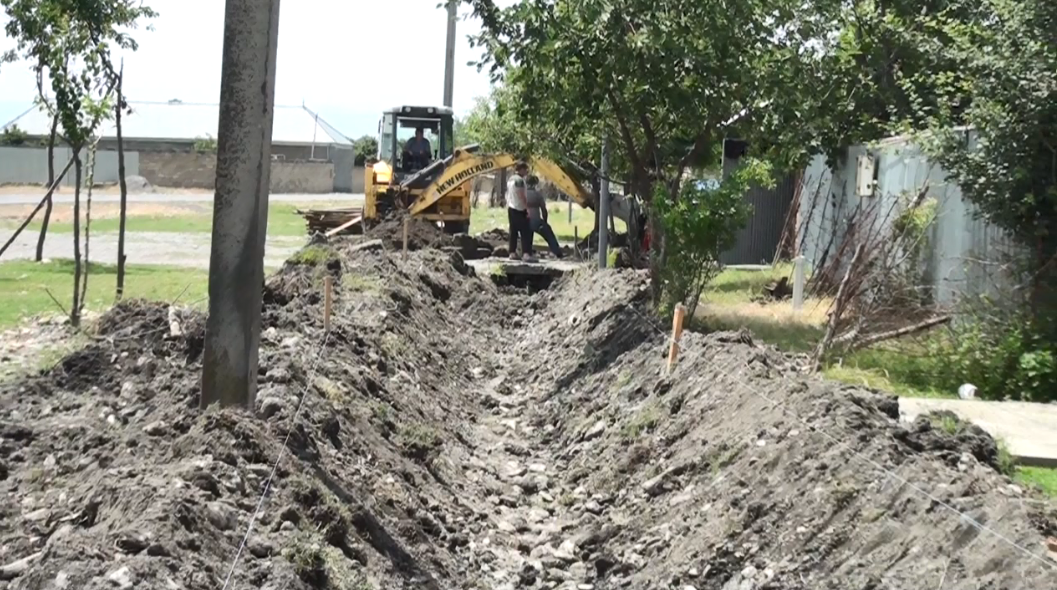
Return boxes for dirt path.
[0,230,304,268]
[0,240,1054,590]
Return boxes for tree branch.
[605,88,644,173]
[844,315,952,352]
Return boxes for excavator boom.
[405,147,629,222]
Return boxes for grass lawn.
[4,201,610,246]
[699,264,1057,497]
[0,259,208,329]
[1016,467,1057,497]
[700,265,953,397]
[0,203,313,237]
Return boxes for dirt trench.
[0,238,1055,590]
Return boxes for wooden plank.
[323,215,363,238]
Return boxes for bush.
[941,315,1057,403]
[0,124,29,146]
[653,161,767,316]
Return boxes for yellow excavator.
[357,104,630,234]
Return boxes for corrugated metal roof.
[2,100,353,146]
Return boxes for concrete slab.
[467,257,586,278]
[899,398,1057,467]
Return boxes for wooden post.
[402,217,410,260]
[323,275,333,332]
[667,304,687,372]
[792,255,806,311]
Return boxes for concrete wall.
[0,146,141,187]
[138,152,349,193]
[137,152,216,189]
[798,132,1023,307]
[270,160,335,193]
[1,145,363,193]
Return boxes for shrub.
[942,314,1057,403]
[653,161,767,317]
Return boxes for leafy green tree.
[461,0,843,297]
[353,134,378,166]
[3,0,156,149]
[464,0,843,197]
[655,161,767,316]
[3,0,156,325]
[897,0,1057,401]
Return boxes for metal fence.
[720,145,798,265]
[797,133,1022,307]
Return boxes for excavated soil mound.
[0,246,1054,590]
[365,216,452,251]
[364,215,494,259]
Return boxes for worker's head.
[526,175,539,187]
[415,127,424,138]
[515,161,529,176]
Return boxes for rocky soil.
[0,236,1055,590]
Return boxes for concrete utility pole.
[443,0,457,107]
[598,136,610,269]
[200,0,282,410]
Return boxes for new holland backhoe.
[357,104,632,234]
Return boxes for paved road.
[1,230,304,269]
[0,192,365,205]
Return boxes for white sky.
[0,0,504,138]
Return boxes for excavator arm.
[405,148,630,221]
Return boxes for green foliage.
[891,195,938,297]
[193,134,216,153]
[2,0,157,148]
[462,0,838,199]
[353,134,378,166]
[0,124,29,146]
[941,316,1057,403]
[911,0,1057,250]
[654,161,766,316]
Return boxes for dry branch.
[116,60,129,300]
[814,244,864,371]
[807,177,953,366]
[845,315,952,352]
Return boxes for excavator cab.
[377,105,454,178]
[366,105,469,233]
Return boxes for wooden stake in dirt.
[323,275,333,332]
[792,255,806,311]
[402,217,410,260]
[667,304,687,372]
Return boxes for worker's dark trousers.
[530,218,563,257]
[507,207,532,255]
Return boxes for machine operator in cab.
[403,127,432,168]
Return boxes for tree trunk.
[116,63,129,301]
[71,153,83,327]
[80,145,97,317]
[647,202,665,305]
[35,114,59,262]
